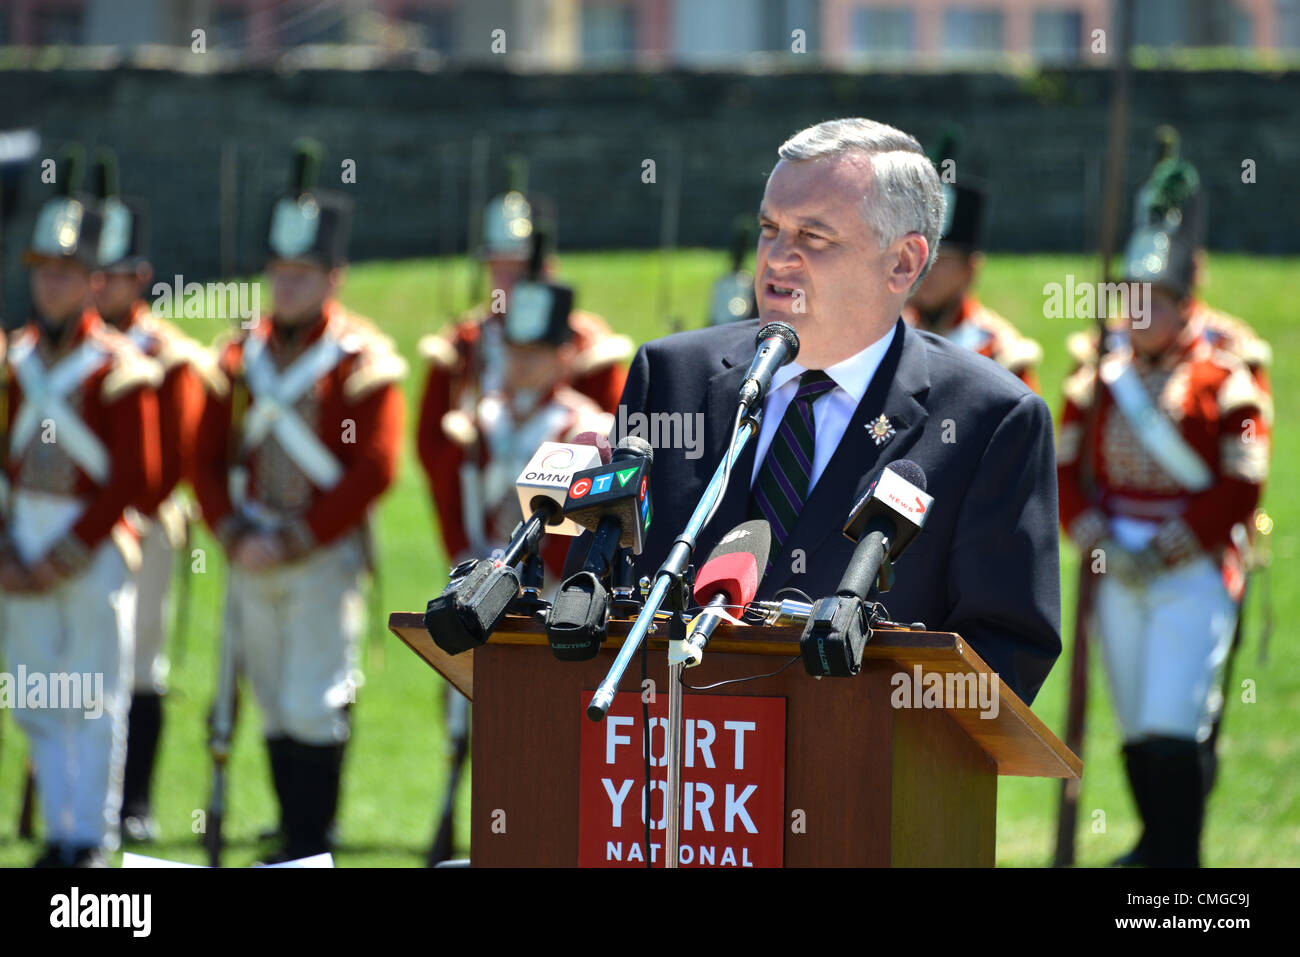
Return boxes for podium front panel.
[469,642,996,867]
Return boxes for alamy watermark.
[1043,277,1150,329]
[890,664,999,719]
[151,275,261,328]
[0,667,104,719]
[615,405,705,460]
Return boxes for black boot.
[1198,735,1219,803]
[273,739,344,862]
[262,737,292,842]
[1143,736,1204,868]
[1113,743,1153,866]
[122,692,163,842]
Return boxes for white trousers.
[226,534,365,746]
[3,543,135,848]
[134,520,174,694]
[1094,556,1236,744]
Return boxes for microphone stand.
[588,403,760,720]
[666,657,684,868]
[588,404,760,868]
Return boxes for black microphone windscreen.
[886,458,927,493]
[615,434,654,467]
[756,321,799,356]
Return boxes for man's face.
[486,256,531,305]
[505,341,571,395]
[93,265,151,322]
[30,257,93,324]
[756,155,925,368]
[1129,284,1189,357]
[907,248,978,314]
[268,260,339,325]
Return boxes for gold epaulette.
[1215,354,1274,426]
[965,303,1042,374]
[100,331,164,402]
[1062,363,1097,410]
[1066,330,1099,370]
[145,315,230,396]
[338,313,408,400]
[571,333,634,378]
[343,346,409,402]
[1199,305,1273,371]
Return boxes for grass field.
[0,250,1295,867]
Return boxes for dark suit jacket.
[565,317,1061,705]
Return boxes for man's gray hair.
[778,118,946,287]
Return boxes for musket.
[1054,0,1134,868]
[169,499,195,671]
[205,581,238,868]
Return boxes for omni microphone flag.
[514,440,609,537]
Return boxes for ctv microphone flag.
[515,441,607,537]
[562,444,654,554]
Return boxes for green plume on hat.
[55,142,86,197]
[90,147,120,200]
[290,137,324,193]
[1137,125,1201,224]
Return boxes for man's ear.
[137,262,154,289]
[967,251,984,283]
[327,265,348,293]
[887,233,929,295]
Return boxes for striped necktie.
[750,370,837,556]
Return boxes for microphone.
[424,437,608,656]
[800,459,932,677]
[545,436,655,660]
[672,519,771,668]
[737,322,799,415]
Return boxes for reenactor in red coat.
[3,149,161,867]
[1068,129,1272,396]
[88,151,223,844]
[416,192,630,575]
[191,142,406,861]
[905,136,1042,391]
[1056,159,1270,866]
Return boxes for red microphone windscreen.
[573,431,612,465]
[693,551,761,607]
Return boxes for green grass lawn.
[0,250,1295,867]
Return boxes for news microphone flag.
[515,441,606,537]
[562,450,653,554]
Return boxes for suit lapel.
[763,319,932,596]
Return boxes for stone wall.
[3,64,1297,314]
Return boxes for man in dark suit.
[568,118,1061,705]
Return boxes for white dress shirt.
[749,323,897,492]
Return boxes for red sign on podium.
[577,691,786,867]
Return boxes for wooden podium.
[389,611,1080,867]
